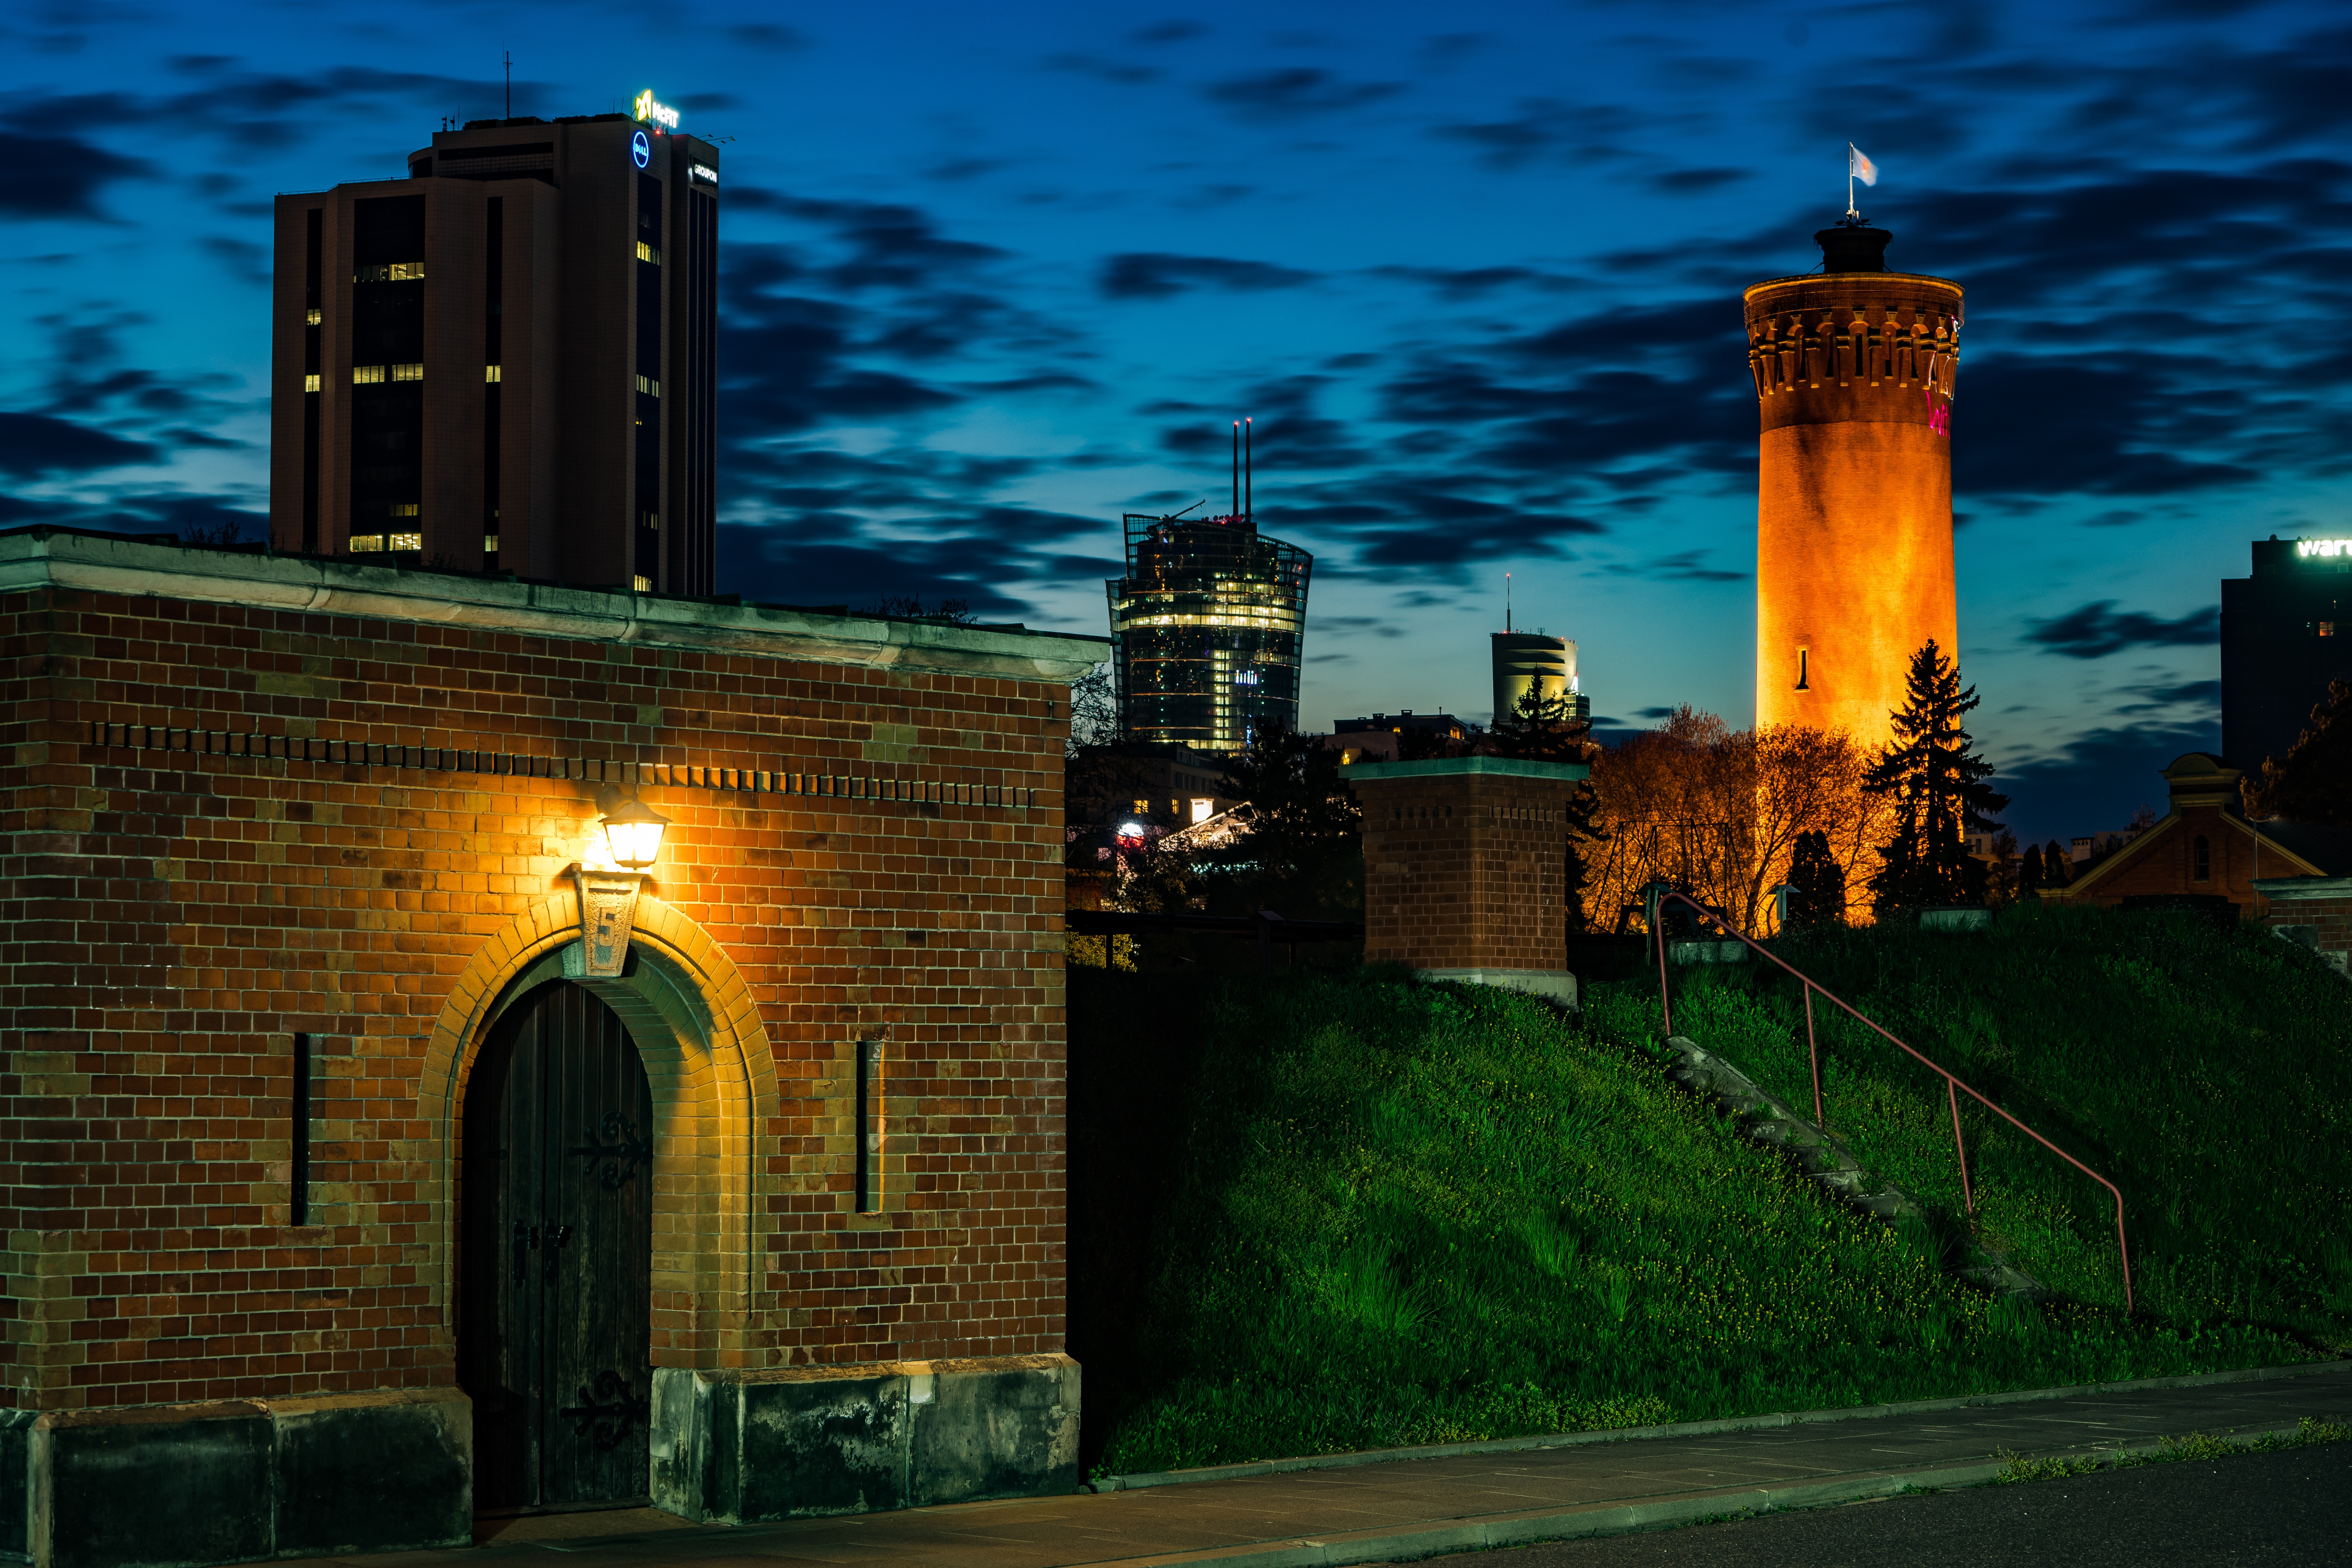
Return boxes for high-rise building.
[1108,503,1311,753]
[1491,631,1587,725]
[1745,220,1962,749]
[2222,535,2352,770]
[270,97,721,593]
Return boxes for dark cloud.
[677,92,743,115]
[1601,550,1748,583]
[1431,99,1635,171]
[0,135,147,219]
[1994,719,2220,845]
[201,236,268,288]
[1202,68,1404,121]
[1045,54,1160,85]
[2025,600,2220,658]
[726,23,812,51]
[1370,266,1570,300]
[1656,167,1750,194]
[1131,20,1207,45]
[735,192,1007,291]
[1956,358,2262,497]
[1099,252,1317,300]
[0,413,159,478]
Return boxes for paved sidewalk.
[271,1363,2351,1568]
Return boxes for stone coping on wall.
[2252,875,2352,902]
[0,526,1107,681]
[1341,755,1590,782]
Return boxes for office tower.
[270,96,720,593]
[2222,535,2352,769]
[1745,220,1962,749]
[1108,430,1311,751]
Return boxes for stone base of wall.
[4,1388,469,1568]
[648,1353,1080,1525]
[1419,967,1579,1007]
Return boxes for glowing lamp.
[596,788,671,870]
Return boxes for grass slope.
[1069,959,2314,1478]
[1598,904,2352,1343]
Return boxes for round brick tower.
[1746,222,1962,751]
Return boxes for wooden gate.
[460,980,654,1510]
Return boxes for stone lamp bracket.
[570,865,650,978]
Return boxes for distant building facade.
[2222,535,2352,771]
[271,101,721,593]
[1328,712,1470,765]
[1747,221,1962,751]
[1108,510,1311,752]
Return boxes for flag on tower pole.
[1847,144,1879,216]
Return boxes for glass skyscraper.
[1107,509,1311,752]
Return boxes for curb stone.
[1090,1357,2351,1492]
[1081,1422,2322,1567]
[1659,1034,2050,1299]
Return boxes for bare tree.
[1581,708,1891,934]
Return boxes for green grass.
[1593,902,2352,1344]
[1993,1416,2352,1483]
[1068,954,2319,1478]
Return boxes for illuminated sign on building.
[689,163,719,185]
[633,90,680,131]
[2296,539,2352,560]
[631,130,650,168]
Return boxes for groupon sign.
[633,90,680,130]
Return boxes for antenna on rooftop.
[1506,571,1512,633]
[1245,417,1253,521]
[504,50,512,120]
[1231,421,1239,518]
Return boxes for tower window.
[1795,648,1810,690]
[388,532,422,552]
[635,374,661,397]
[632,574,653,593]
[390,363,424,382]
[636,241,662,265]
[349,534,385,552]
[2191,835,2211,882]
[305,308,322,326]
[303,374,321,393]
[484,364,502,383]
[353,365,385,384]
[2320,622,2337,638]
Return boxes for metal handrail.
[1650,890,2133,1312]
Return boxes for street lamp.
[596,786,671,871]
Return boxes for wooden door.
[461,981,654,1510]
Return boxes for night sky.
[7,0,2348,844]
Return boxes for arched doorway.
[460,980,654,1511]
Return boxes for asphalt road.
[1426,1444,2351,1568]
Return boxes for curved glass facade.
[1108,511,1312,752]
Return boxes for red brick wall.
[1357,773,1569,973]
[0,580,1075,1412]
[2064,805,2316,909]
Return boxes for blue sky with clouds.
[6,0,2348,844]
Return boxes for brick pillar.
[2253,875,2352,978]
[1343,756,1590,1006]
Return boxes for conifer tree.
[2042,839,2071,888]
[2019,841,2045,893]
[1786,829,1847,927]
[1862,640,2011,914]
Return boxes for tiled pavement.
[270,1363,2352,1568]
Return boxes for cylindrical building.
[1745,223,1961,750]
[1491,631,1586,726]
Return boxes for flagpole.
[1846,144,1855,219]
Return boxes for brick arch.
[416,889,780,1365]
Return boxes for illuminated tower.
[1745,222,1961,749]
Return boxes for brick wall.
[1353,763,1576,974]
[2255,877,2352,978]
[0,536,1100,1414]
